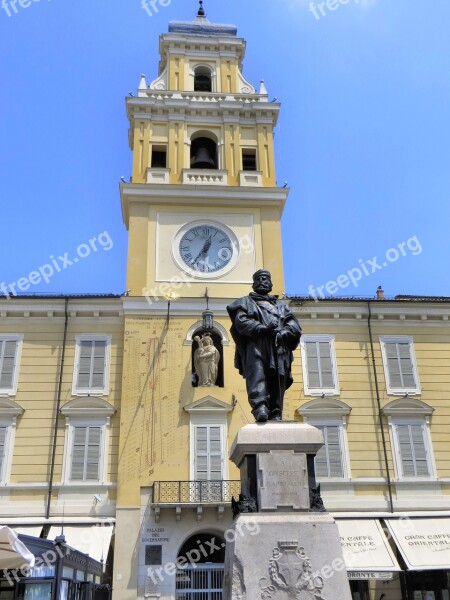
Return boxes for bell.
[191,145,216,169]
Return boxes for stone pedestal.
[223,423,352,600]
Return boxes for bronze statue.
[227,270,302,422]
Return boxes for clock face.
[179,224,234,274]
[173,221,239,278]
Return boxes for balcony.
[153,480,240,504]
[152,481,240,522]
[182,169,227,186]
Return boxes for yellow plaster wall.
[0,319,123,489]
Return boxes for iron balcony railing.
[153,481,241,504]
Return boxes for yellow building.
[0,296,122,582]
[1,5,450,600]
[113,6,450,600]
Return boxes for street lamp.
[202,288,214,330]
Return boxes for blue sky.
[0,0,449,298]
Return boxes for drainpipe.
[367,300,394,513]
[46,298,69,520]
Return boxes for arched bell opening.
[192,328,224,388]
[190,134,218,170]
[194,66,213,93]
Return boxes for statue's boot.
[253,405,269,422]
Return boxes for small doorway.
[175,533,225,600]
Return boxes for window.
[61,398,115,484]
[380,337,420,395]
[185,396,232,483]
[242,148,257,171]
[194,425,223,481]
[70,426,102,481]
[314,425,344,478]
[298,398,351,480]
[0,335,23,395]
[383,399,435,480]
[301,335,339,396]
[73,336,111,396]
[395,423,430,477]
[0,399,23,484]
[151,145,167,169]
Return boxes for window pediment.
[382,399,433,416]
[61,397,116,418]
[298,398,351,419]
[0,398,23,418]
[184,396,233,414]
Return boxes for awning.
[0,526,35,569]
[336,519,401,578]
[385,518,450,571]
[48,525,114,563]
[12,526,43,538]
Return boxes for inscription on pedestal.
[257,450,309,511]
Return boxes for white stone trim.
[72,334,112,397]
[300,335,340,396]
[184,321,230,346]
[0,334,23,396]
[0,399,23,485]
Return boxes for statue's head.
[252,270,273,295]
[203,335,213,346]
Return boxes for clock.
[173,220,240,279]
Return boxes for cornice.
[121,183,288,226]
[289,300,450,325]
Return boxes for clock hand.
[192,236,212,265]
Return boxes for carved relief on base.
[260,541,325,600]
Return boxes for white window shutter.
[314,425,344,478]
[86,427,102,481]
[77,342,94,389]
[71,427,88,480]
[209,427,223,481]
[305,342,321,388]
[0,427,6,480]
[91,342,107,389]
[319,342,334,389]
[0,340,18,389]
[398,343,416,389]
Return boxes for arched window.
[192,328,224,388]
[194,66,213,92]
[176,532,225,599]
[190,135,218,170]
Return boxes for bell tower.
[115,7,291,599]
[120,2,289,298]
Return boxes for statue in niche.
[194,334,220,387]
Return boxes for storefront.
[0,534,111,600]
[385,518,450,600]
[335,517,450,600]
[336,519,402,600]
